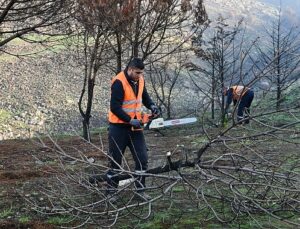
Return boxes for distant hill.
[204,0,278,31]
[204,0,299,30]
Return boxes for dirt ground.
[1,123,299,228]
[0,128,197,228]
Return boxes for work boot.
[244,116,250,124]
[244,109,251,124]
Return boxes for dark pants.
[237,90,254,124]
[107,124,148,193]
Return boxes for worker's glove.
[130,119,141,128]
[150,105,160,117]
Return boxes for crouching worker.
[224,85,254,124]
[106,57,160,201]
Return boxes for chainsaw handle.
[135,109,162,131]
[143,113,161,130]
[130,115,153,131]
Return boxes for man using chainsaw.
[106,57,160,201]
[224,85,254,124]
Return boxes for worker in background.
[224,85,254,124]
[106,57,160,201]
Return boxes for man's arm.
[142,84,155,109]
[142,84,161,117]
[110,80,131,123]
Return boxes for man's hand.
[130,119,141,128]
[150,105,160,117]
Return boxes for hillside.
[0,48,111,140]
[0,0,285,140]
[204,0,278,36]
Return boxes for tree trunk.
[276,79,281,111]
[211,61,216,120]
[220,42,227,127]
[116,32,122,73]
[82,119,90,141]
[80,78,95,142]
[211,40,216,120]
[133,0,141,57]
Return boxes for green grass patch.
[0,109,11,123]
[172,186,185,193]
[283,85,300,105]
[268,113,298,124]
[132,206,298,229]
[0,34,70,62]
[35,126,108,141]
[0,54,18,62]
[47,215,73,225]
[0,208,14,219]
[119,181,299,229]
[19,215,31,224]
[191,135,209,146]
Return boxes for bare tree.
[85,0,207,72]
[190,17,247,126]
[69,1,118,141]
[148,53,187,119]
[256,8,300,110]
[69,0,208,140]
[77,31,112,141]
[145,0,208,119]
[0,0,72,53]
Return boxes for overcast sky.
[263,0,300,7]
[263,0,300,14]
[262,0,300,24]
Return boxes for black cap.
[127,57,144,70]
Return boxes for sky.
[262,0,300,24]
[263,0,300,14]
[263,0,300,8]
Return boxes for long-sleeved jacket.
[109,68,154,125]
[226,86,249,107]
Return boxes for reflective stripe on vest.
[231,86,248,100]
[108,71,144,124]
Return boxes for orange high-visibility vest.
[231,86,249,100]
[108,71,144,124]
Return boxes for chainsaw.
[147,117,197,129]
[132,113,197,131]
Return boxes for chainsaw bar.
[148,117,197,129]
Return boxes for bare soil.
[0,128,196,228]
[1,124,299,228]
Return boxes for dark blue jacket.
[110,69,154,124]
